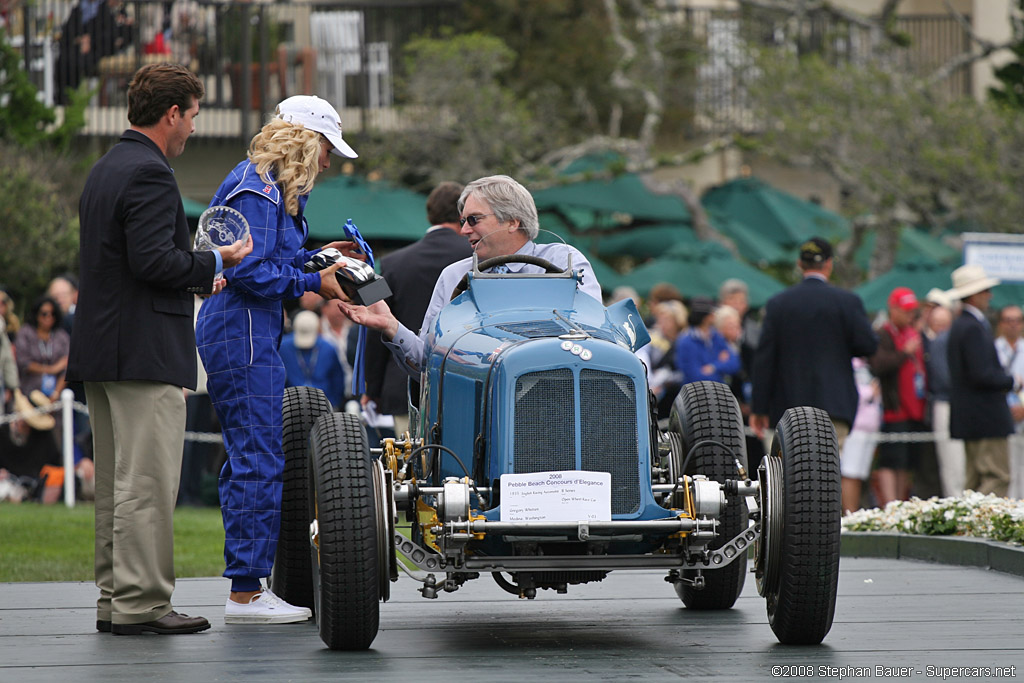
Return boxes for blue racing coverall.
[195,161,323,585]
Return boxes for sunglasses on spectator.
[460,213,494,228]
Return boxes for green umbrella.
[182,196,209,232]
[856,258,1024,312]
[583,223,699,261]
[621,242,785,308]
[534,173,691,224]
[855,226,959,269]
[304,175,428,243]
[706,209,791,266]
[534,231,621,293]
[854,259,956,313]
[702,176,849,248]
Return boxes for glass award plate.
[194,205,250,252]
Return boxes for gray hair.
[713,304,741,328]
[458,175,539,239]
[718,278,748,300]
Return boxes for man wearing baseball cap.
[946,264,1019,496]
[868,287,927,506]
[751,237,878,450]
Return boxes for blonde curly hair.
[248,118,324,216]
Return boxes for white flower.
[840,493,1024,543]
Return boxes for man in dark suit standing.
[67,64,251,636]
[751,237,878,447]
[946,264,1019,497]
[362,181,472,436]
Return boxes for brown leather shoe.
[111,611,211,635]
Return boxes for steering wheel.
[450,255,565,301]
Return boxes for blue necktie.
[343,219,374,396]
[490,264,510,274]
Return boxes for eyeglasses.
[1002,317,1024,323]
[460,213,494,228]
[38,310,54,318]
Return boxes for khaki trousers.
[86,380,185,624]
[964,437,1010,498]
[392,414,410,440]
[832,419,850,453]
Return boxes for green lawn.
[0,504,225,582]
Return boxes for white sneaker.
[224,589,312,624]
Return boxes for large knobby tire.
[757,407,841,645]
[309,412,380,650]
[270,386,332,611]
[669,381,748,610]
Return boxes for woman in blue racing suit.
[196,95,359,624]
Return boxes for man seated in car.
[340,175,602,374]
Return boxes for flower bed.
[841,491,1024,544]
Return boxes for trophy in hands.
[304,248,392,306]
[194,206,250,278]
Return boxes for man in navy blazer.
[751,237,878,446]
[68,64,251,636]
[946,264,1019,496]
[362,181,472,435]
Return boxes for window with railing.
[0,1,972,141]
[1,0,459,139]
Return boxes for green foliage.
[461,0,617,139]
[0,37,88,152]
[746,50,1024,237]
[358,31,550,189]
[0,38,90,306]
[989,0,1024,108]
[0,140,82,307]
[220,5,285,63]
[842,493,1024,544]
[0,504,225,581]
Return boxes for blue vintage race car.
[271,253,841,651]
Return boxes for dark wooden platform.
[1,558,1022,681]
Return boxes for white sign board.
[963,232,1024,283]
[500,470,611,523]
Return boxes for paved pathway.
[1,558,1022,682]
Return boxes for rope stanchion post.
[61,388,75,508]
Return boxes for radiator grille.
[511,367,640,515]
[514,369,575,474]
[581,369,640,514]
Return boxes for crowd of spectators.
[0,277,94,503]
[5,231,1024,515]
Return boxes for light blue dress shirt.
[383,240,602,376]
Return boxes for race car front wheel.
[309,412,381,650]
[756,406,841,645]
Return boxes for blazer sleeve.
[362,259,394,399]
[122,162,216,291]
[847,296,879,358]
[961,324,1014,392]
[751,307,778,415]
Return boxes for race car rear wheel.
[271,386,332,611]
[669,381,748,609]
[309,412,381,650]
[756,406,841,645]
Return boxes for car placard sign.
[499,470,611,522]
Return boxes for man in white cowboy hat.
[946,264,1020,497]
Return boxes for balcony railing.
[2,1,972,142]
[2,0,460,140]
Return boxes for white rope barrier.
[1,397,223,442]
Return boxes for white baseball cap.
[276,95,358,159]
[292,310,320,350]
